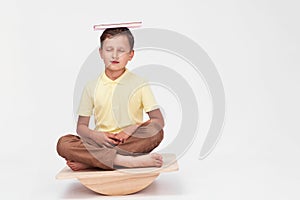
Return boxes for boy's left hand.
[115,131,131,143]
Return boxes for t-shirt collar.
[101,68,128,85]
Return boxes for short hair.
[100,27,134,50]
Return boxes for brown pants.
[56,123,164,170]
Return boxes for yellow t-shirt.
[77,69,159,133]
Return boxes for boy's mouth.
[111,61,120,64]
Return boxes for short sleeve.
[141,83,159,112]
[77,80,96,116]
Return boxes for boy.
[56,27,165,171]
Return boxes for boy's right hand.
[92,131,121,148]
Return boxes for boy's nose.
[112,51,119,59]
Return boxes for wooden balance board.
[56,153,178,195]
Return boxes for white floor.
[2,129,299,200]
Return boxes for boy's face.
[99,34,134,71]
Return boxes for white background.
[1,0,300,199]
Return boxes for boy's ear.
[99,48,103,59]
[128,50,134,61]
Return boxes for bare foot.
[66,160,92,171]
[114,153,163,168]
